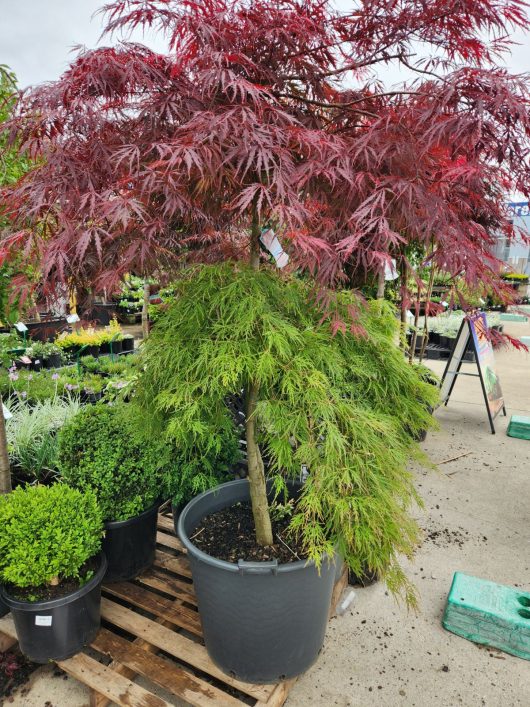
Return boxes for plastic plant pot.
[0,554,107,663]
[0,594,8,618]
[103,501,160,582]
[177,479,337,684]
[121,337,134,353]
[43,353,62,369]
[110,340,123,356]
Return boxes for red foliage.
[2,0,530,298]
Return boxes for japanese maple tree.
[2,0,530,563]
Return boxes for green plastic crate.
[507,415,530,440]
[443,572,530,660]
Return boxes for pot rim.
[177,479,330,575]
[0,553,107,611]
[104,498,163,530]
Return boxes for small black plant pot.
[177,480,337,684]
[0,554,107,663]
[121,337,134,353]
[43,353,62,369]
[103,501,160,583]
[110,340,123,355]
[84,345,100,358]
[349,566,379,587]
[30,359,43,372]
[429,332,440,345]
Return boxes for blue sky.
[1,0,529,88]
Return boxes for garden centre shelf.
[0,510,348,707]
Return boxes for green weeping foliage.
[136,263,439,605]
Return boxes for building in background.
[492,202,530,274]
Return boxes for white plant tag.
[384,259,398,281]
[2,404,12,420]
[14,321,28,332]
[260,227,289,269]
[35,615,52,626]
[66,313,80,324]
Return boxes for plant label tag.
[14,322,28,332]
[260,227,289,269]
[66,313,80,324]
[384,259,398,281]
[35,615,52,626]
[2,404,12,420]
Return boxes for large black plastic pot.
[0,594,8,617]
[103,501,160,582]
[177,479,337,684]
[0,554,107,663]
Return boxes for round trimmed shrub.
[57,403,172,522]
[0,484,103,589]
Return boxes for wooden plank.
[156,530,185,553]
[154,550,192,579]
[101,597,275,702]
[0,614,17,651]
[329,567,348,617]
[262,679,296,707]
[135,569,197,606]
[103,582,202,637]
[58,652,172,707]
[156,515,175,534]
[92,629,243,707]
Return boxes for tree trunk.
[245,380,273,546]
[376,268,385,299]
[142,280,150,340]
[0,398,12,494]
[245,206,273,546]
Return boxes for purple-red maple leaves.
[1,0,530,299]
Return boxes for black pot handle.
[237,559,278,576]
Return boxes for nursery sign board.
[440,313,505,434]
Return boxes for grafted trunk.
[245,206,273,547]
[0,398,12,494]
[245,380,273,546]
[142,279,150,340]
[376,269,385,299]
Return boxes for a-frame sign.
[440,313,506,434]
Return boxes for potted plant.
[138,265,439,683]
[27,341,63,369]
[80,375,106,403]
[0,484,105,663]
[57,403,172,582]
[121,334,135,353]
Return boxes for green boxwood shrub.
[57,403,172,521]
[0,484,103,590]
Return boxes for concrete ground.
[4,320,530,707]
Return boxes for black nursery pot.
[43,353,62,369]
[0,594,8,618]
[103,501,160,582]
[0,554,107,663]
[121,337,134,353]
[177,479,337,684]
[110,340,123,355]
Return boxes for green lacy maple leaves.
[137,263,439,605]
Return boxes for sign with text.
[469,312,504,420]
[441,313,505,434]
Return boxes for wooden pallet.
[0,511,348,707]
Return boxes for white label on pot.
[35,615,52,626]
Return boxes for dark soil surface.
[192,501,308,564]
[0,648,37,700]
[3,555,100,603]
